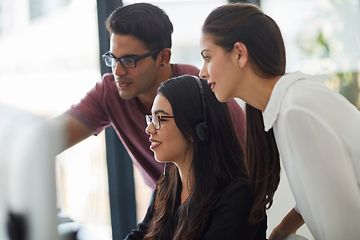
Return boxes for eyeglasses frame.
[146,115,174,130]
[102,49,160,69]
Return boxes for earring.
[160,64,164,67]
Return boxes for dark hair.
[202,3,283,224]
[105,3,173,58]
[144,75,247,240]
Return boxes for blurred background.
[0,0,359,239]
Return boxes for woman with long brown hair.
[200,3,360,240]
[124,75,267,240]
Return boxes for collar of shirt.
[262,71,308,132]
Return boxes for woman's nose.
[199,66,209,80]
[145,122,156,135]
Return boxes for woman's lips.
[149,139,161,150]
[208,82,215,90]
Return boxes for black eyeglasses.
[146,115,174,130]
[102,49,160,69]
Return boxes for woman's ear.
[233,42,248,68]
[158,48,171,67]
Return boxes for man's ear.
[233,42,248,68]
[158,48,171,67]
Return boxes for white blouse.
[263,72,360,240]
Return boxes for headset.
[193,76,209,142]
[163,76,209,177]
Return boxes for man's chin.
[118,90,135,100]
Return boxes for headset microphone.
[163,162,169,177]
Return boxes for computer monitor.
[0,104,65,240]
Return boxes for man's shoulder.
[93,73,115,89]
[102,72,114,82]
[172,63,200,77]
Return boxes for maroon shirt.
[67,64,246,189]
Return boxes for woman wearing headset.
[124,75,267,240]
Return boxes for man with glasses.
[53,3,246,190]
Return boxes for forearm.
[50,113,93,153]
[269,208,304,240]
[278,208,304,234]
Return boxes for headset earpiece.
[193,76,209,142]
[195,122,208,142]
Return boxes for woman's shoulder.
[205,177,267,240]
[280,73,336,111]
[218,176,252,204]
[225,176,249,190]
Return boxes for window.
[0,0,111,239]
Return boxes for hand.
[269,208,304,240]
[268,224,291,240]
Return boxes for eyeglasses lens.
[103,55,135,68]
[146,115,152,126]
[153,116,160,129]
[146,115,161,130]
[121,58,135,68]
[103,56,113,67]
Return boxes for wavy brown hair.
[202,3,284,224]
